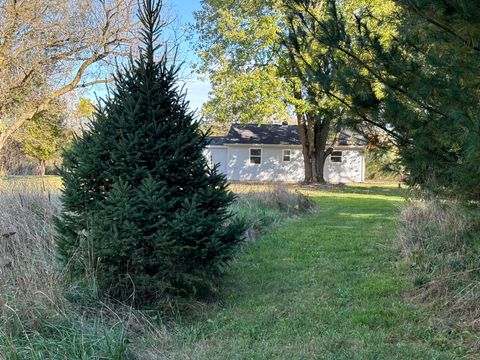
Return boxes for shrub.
[397,200,480,332]
[365,147,401,181]
[55,1,244,304]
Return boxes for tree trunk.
[294,90,332,184]
[0,133,8,153]
[0,159,5,176]
[315,119,333,184]
[296,111,333,184]
[36,160,46,176]
[297,111,314,182]
[306,113,319,182]
[0,142,8,176]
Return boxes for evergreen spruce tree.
[55,0,244,303]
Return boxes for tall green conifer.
[55,0,243,304]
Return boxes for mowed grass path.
[168,186,457,359]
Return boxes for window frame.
[330,150,343,163]
[249,147,262,165]
[283,149,291,162]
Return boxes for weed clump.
[233,186,316,241]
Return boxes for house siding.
[324,150,365,183]
[227,146,304,182]
[204,146,228,175]
[205,145,365,183]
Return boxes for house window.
[330,151,343,163]
[283,149,291,162]
[338,135,349,146]
[250,148,262,164]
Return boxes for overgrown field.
[0,178,478,358]
[0,177,314,358]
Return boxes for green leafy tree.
[194,0,397,183]
[76,98,95,119]
[20,107,67,176]
[65,98,96,136]
[195,0,328,182]
[55,0,244,304]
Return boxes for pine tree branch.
[288,0,453,123]
[405,0,480,52]
[323,89,407,144]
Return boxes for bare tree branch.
[0,0,140,150]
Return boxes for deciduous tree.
[0,0,138,151]
[195,0,328,182]
[194,0,396,183]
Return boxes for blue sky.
[166,0,211,113]
[85,0,210,113]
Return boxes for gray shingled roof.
[207,136,227,146]
[207,124,301,146]
[207,124,366,146]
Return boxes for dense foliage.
[20,107,67,175]
[56,0,244,304]
[390,0,480,200]
[283,0,480,200]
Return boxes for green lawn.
[165,185,460,359]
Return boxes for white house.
[204,124,366,183]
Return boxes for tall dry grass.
[398,200,480,336]
[0,184,61,331]
[0,180,172,358]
